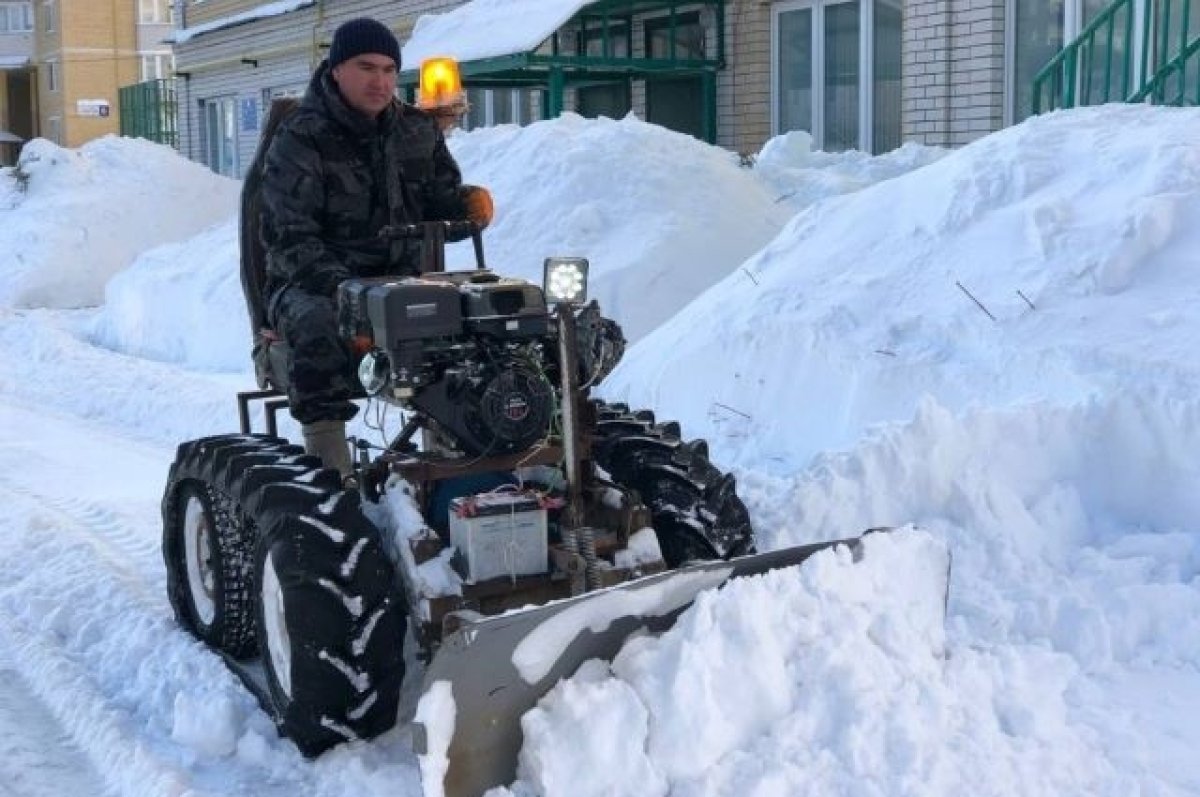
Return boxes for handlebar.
[377,220,486,273]
[378,220,481,240]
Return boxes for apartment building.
[25,0,173,149]
[0,0,33,164]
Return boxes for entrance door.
[1009,0,1168,121]
[203,97,239,177]
[5,70,34,139]
[774,0,896,153]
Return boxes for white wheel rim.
[183,494,216,626]
[261,552,293,699]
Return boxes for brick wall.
[722,1,772,156]
[904,0,1005,146]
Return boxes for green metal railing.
[1032,0,1200,112]
[118,78,179,148]
[1131,15,1200,101]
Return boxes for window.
[47,116,61,144]
[140,52,173,80]
[645,12,705,60]
[578,17,630,57]
[461,88,541,130]
[42,0,54,32]
[45,59,58,92]
[139,0,172,24]
[772,0,900,153]
[577,18,632,120]
[0,2,33,32]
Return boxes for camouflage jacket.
[260,61,467,298]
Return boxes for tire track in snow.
[0,485,220,797]
[0,399,423,797]
[0,649,106,797]
[1,483,161,591]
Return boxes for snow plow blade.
[413,533,895,797]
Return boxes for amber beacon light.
[418,57,466,111]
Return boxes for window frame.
[771,0,892,153]
[139,0,172,25]
[0,2,34,33]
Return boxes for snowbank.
[601,104,1200,470]
[0,137,239,309]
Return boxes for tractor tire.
[590,401,756,567]
[251,486,405,755]
[162,434,309,658]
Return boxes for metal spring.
[578,526,601,590]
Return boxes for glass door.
[774,0,899,153]
[823,1,860,151]
[203,98,239,177]
[777,5,814,136]
[1010,0,1144,121]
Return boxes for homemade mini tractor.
[159,59,905,797]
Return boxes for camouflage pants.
[268,286,359,424]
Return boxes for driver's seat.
[240,97,299,392]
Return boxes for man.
[259,17,493,478]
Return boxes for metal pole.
[702,70,716,143]
[548,67,564,116]
[555,305,583,531]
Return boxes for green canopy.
[399,0,725,142]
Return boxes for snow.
[0,136,239,310]
[511,565,734,684]
[414,681,456,797]
[402,0,589,67]
[170,0,317,45]
[1,101,1199,797]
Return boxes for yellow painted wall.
[34,0,140,147]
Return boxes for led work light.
[543,257,589,305]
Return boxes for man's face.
[331,53,398,118]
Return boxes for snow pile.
[510,387,1200,794]
[754,129,948,213]
[1,104,1199,797]
[602,104,1200,470]
[0,136,239,309]
[89,218,249,372]
[448,113,793,341]
[84,113,932,371]
[511,531,963,797]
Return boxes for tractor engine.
[337,272,556,456]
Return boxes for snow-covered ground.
[1,103,1197,797]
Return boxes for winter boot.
[301,420,354,482]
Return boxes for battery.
[448,493,548,584]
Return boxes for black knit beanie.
[328,18,401,69]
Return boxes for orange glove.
[462,185,494,229]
